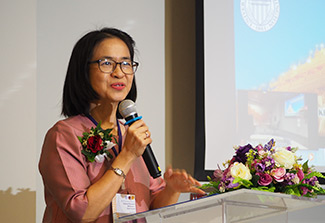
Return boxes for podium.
[116,189,325,223]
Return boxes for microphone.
[119,99,162,178]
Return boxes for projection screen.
[195,0,325,181]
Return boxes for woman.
[39,27,204,223]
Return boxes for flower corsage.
[78,122,117,163]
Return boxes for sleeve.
[39,121,90,222]
[149,176,166,205]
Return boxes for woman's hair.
[61,27,137,118]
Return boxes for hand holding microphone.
[119,99,162,178]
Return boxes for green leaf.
[251,174,260,187]
[103,128,113,135]
[81,150,95,162]
[284,186,301,196]
[207,189,220,195]
[200,183,214,190]
[251,186,275,192]
[233,177,253,188]
[284,188,295,195]
[200,178,220,191]
[105,151,113,159]
[302,160,309,172]
[83,131,90,136]
[303,171,325,181]
[77,136,83,143]
[299,183,325,194]
[293,187,301,196]
[114,136,119,146]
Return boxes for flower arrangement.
[78,122,116,163]
[201,139,325,197]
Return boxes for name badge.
[112,193,136,221]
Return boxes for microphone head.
[119,99,137,119]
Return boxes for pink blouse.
[39,115,165,223]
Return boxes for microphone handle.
[143,144,161,178]
[124,114,162,178]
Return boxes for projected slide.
[204,0,325,172]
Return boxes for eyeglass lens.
[99,59,137,74]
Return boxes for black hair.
[61,27,137,118]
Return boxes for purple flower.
[262,157,275,170]
[254,162,265,172]
[225,177,239,189]
[285,146,292,151]
[217,176,240,192]
[234,144,253,163]
[305,176,318,186]
[264,139,275,151]
[284,173,298,185]
[256,172,273,186]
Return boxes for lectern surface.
[116,189,325,223]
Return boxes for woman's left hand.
[163,166,205,195]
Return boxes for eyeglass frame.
[88,58,139,75]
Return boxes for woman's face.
[89,37,134,104]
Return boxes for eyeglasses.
[89,58,139,75]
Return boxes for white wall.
[0,0,37,221]
[0,0,37,194]
[0,1,164,222]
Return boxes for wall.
[165,0,196,174]
[0,0,37,222]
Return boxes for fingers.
[124,120,152,157]
[186,175,205,194]
[128,120,151,140]
[183,173,202,190]
[164,166,173,178]
[129,120,151,139]
[187,175,202,187]
[164,167,205,194]
[165,168,189,182]
[189,187,206,195]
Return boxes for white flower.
[94,153,107,163]
[219,183,226,193]
[230,162,252,180]
[272,147,296,169]
[104,141,116,150]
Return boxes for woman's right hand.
[122,119,152,159]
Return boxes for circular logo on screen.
[240,0,280,32]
